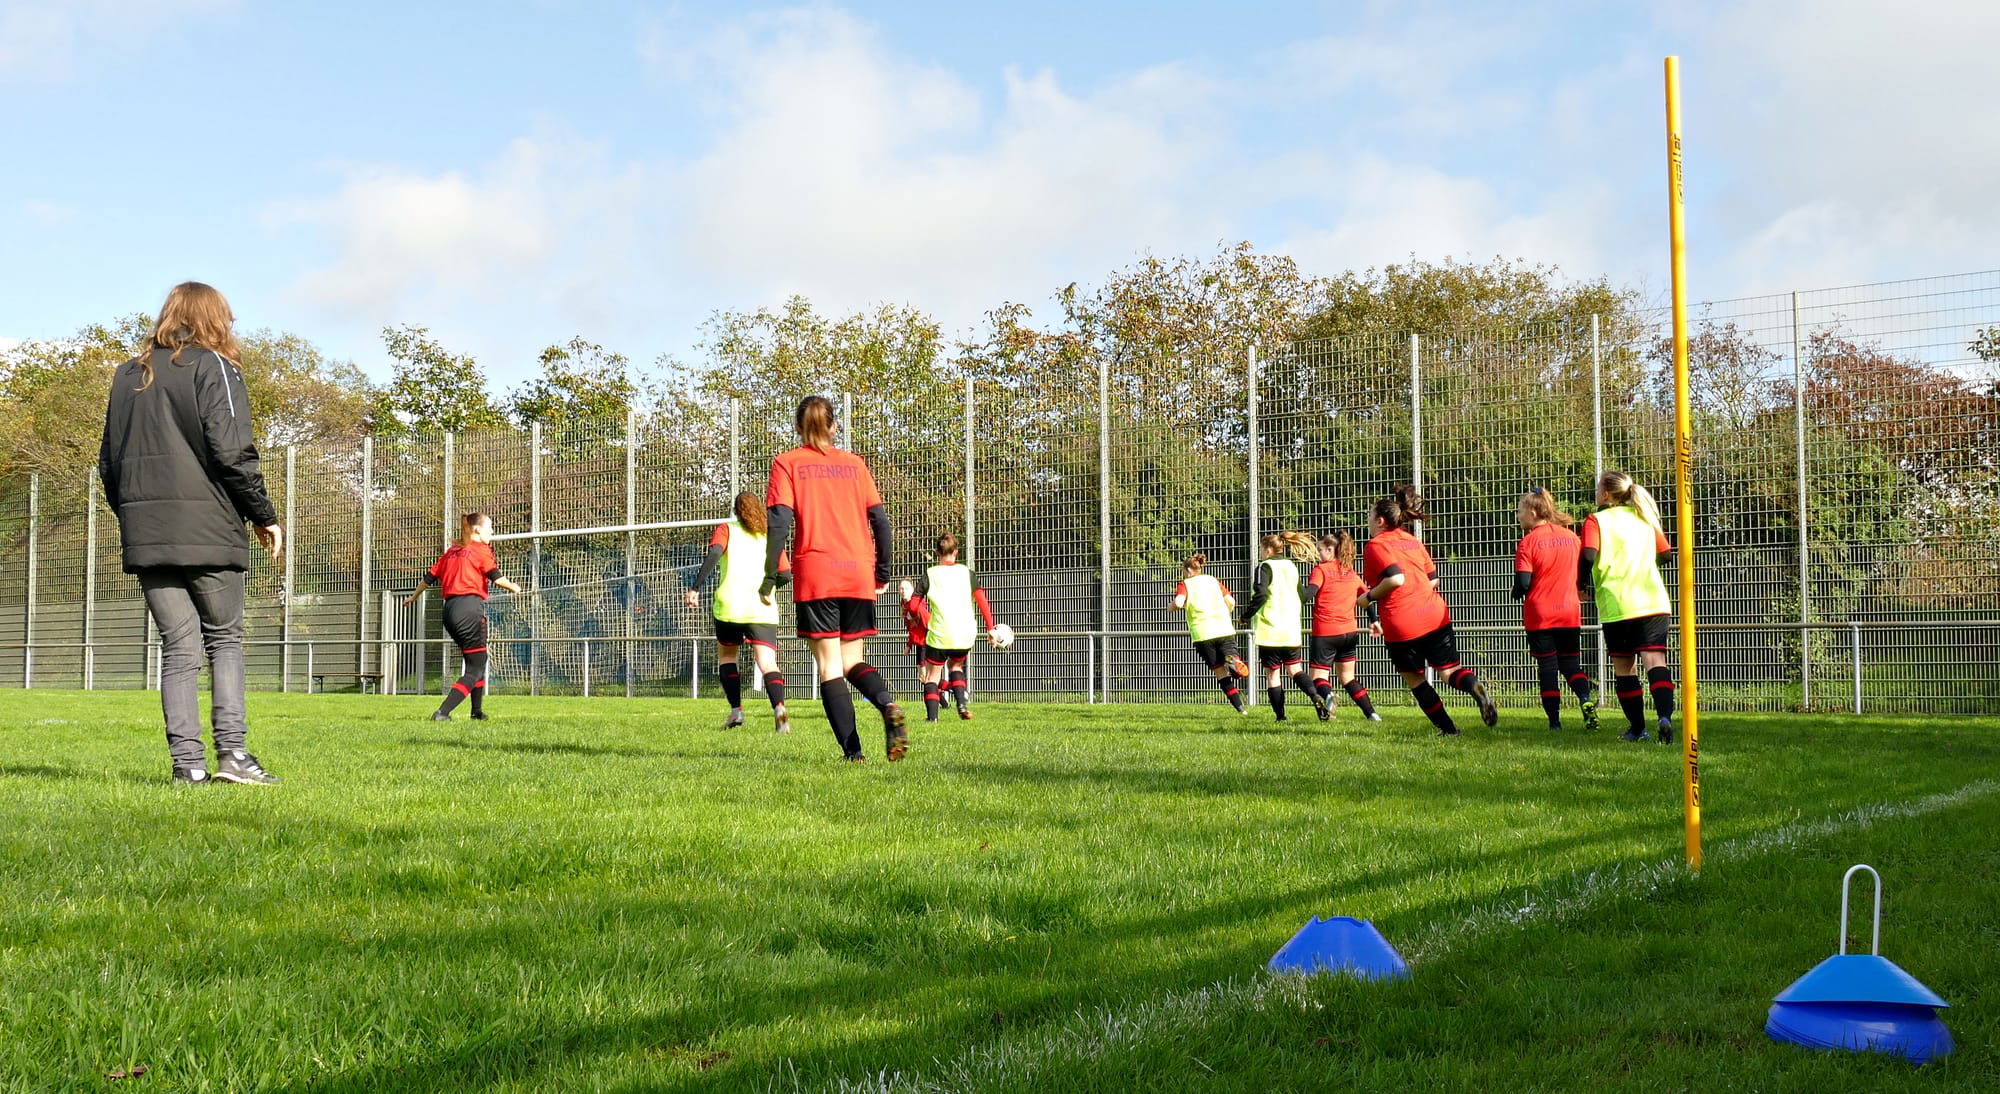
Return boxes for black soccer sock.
[1537,656,1563,724]
[470,679,486,716]
[1649,666,1676,721]
[820,678,862,758]
[1343,680,1377,718]
[923,681,942,721]
[1615,674,1645,731]
[1559,655,1593,703]
[1214,674,1244,711]
[1313,677,1334,702]
[949,668,968,709]
[1292,672,1320,707]
[1444,664,1480,696]
[441,649,487,715]
[1267,686,1287,719]
[1412,682,1455,732]
[719,662,743,709]
[763,670,786,709]
[845,662,895,712]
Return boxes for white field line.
[800,778,2000,1094]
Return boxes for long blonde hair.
[1261,530,1317,563]
[1521,486,1575,528]
[1598,471,1663,534]
[134,281,239,390]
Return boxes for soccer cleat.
[722,708,746,731]
[1657,718,1675,745]
[430,710,452,722]
[172,766,210,786]
[1548,720,1563,731]
[470,711,488,721]
[215,750,280,786]
[1437,725,1461,737]
[1470,678,1499,727]
[1619,728,1650,742]
[958,706,973,721]
[1237,706,1249,716]
[1581,698,1600,733]
[845,753,867,764]
[1311,691,1331,723]
[1367,712,1383,722]
[884,704,909,762]
[773,703,791,734]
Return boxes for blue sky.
[4,0,1995,385]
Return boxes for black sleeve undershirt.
[866,504,892,586]
[1577,548,1599,591]
[1242,561,1271,619]
[690,544,724,590]
[1512,571,1534,600]
[762,506,794,592]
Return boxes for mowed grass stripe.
[1,691,1995,1091]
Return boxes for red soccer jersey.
[428,541,499,600]
[1362,528,1449,642]
[767,446,885,602]
[1307,561,1365,636]
[1514,522,1583,630]
[901,597,931,653]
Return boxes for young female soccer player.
[685,491,791,733]
[1241,531,1331,722]
[1578,471,1677,743]
[1361,486,1498,735]
[408,512,522,722]
[1513,487,1598,731]
[1305,531,1382,721]
[99,281,284,785]
[762,395,906,762]
[904,532,1001,722]
[1170,553,1249,713]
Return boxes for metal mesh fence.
[8,272,1997,713]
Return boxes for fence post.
[441,432,454,686]
[1792,291,1811,710]
[964,374,977,693]
[359,437,373,689]
[1409,335,1429,685]
[582,638,592,698]
[1850,622,1862,715]
[729,398,741,498]
[1098,351,1112,703]
[84,474,96,690]
[1245,344,1260,701]
[24,472,37,688]
[280,446,295,692]
[1591,316,1607,687]
[842,393,854,448]
[625,408,638,699]
[690,637,699,700]
[529,422,542,696]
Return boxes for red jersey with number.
[429,541,499,600]
[1362,528,1448,642]
[1514,523,1583,631]
[1307,561,1365,636]
[767,445,884,602]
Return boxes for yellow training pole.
[1664,56,1701,870]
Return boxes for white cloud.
[0,0,234,81]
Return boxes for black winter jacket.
[98,347,278,573]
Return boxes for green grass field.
[2,689,1996,1092]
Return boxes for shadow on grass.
[402,737,666,759]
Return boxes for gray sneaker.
[215,750,281,786]
[172,766,210,786]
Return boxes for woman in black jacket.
[99,282,285,785]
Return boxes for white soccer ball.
[990,623,1015,651]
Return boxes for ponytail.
[1184,552,1207,575]
[1319,530,1356,569]
[733,491,767,536]
[1521,486,1575,529]
[1265,530,1317,563]
[795,395,837,453]
[935,531,960,558]
[1372,484,1429,530]
[1599,471,1663,535]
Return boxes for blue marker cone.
[1268,916,1409,980]
[1766,865,1952,1063]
